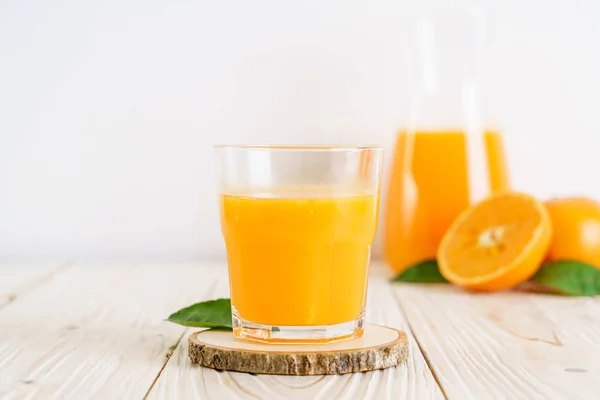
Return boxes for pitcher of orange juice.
[383,9,511,274]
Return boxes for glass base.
[232,306,365,344]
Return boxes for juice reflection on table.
[384,130,510,274]
[221,188,379,327]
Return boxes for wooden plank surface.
[0,263,223,399]
[2,261,598,399]
[392,283,600,400]
[147,263,444,400]
[0,262,70,308]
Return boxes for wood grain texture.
[148,263,444,399]
[0,262,70,308]
[9,261,596,398]
[0,262,223,399]
[188,325,407,375]
[393,283,600,400]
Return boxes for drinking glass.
[216,145,383,344]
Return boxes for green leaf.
[167,298,232,329]
[531,260,600,296]
[391,259,449,283]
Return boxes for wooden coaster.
[188,324,408,375]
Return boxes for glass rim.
[214,144,383,151]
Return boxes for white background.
[2,0,600,263]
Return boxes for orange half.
[437,192,552,291]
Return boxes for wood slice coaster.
[188,324,408,375]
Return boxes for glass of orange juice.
[216,145,383,344]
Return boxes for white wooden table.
[0,262,598,399]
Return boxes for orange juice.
[384,130,510,274]
[220,191,379,327]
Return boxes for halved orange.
[437,192,552,291]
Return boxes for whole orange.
[545,197,600,268]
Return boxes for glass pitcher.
[384,9,511,274]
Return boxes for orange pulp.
[220,190,379,326]
[384,130,510,274]
[438,192,552,291]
